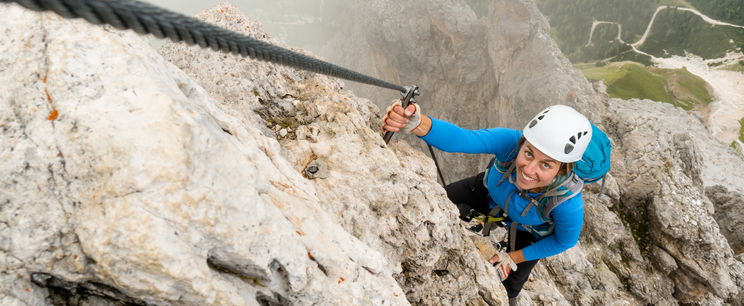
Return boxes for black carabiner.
[383,85,420,144]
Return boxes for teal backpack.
[477,123,612,240]
[573,123,613,184]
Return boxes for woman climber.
[382,102,594,305]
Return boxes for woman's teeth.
[522,172,535,182]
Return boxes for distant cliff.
[316,0,606,183]
[1,1,744,305]
[314,0,744,303]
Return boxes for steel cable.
[3,0,407,92]
[4,0,451,186]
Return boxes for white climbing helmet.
[522,105,592,163]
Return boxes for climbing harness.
[464,158,584,252]
[4,0,449,177]
[467,120,611,250]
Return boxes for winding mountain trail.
[585,21,624,46]
[586,5,744,48]
[584,6,744,146]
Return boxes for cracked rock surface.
[317,0,607,182]
[316,0,744,303]
[0,3,505,305]
[3,1,744,306]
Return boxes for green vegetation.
[639,9,744,59]
[734,118,744,151]
[537,0,662,62]
[687,0,744,26]
[609,199,651,256]
[580,61,713,110]
[580,23,633,61]
[664,66,713,109]
[661,0,693,6]
[583,62,672,102]
[609,50,654,66]
[464,0,490,18]
[537,0,744,62]
[720,60,744,72]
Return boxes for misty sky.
[143,0,273,47]
[143,0,326,52]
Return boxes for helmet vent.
[524,105,590,161]
[564,144,574,154]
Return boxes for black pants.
[445,172,540,298]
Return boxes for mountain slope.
[537,0,744,62]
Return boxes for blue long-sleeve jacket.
[421,118,584,261]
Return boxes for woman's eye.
[524,151,533,158]
[542,163,551,169]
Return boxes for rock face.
[317,0,744,303]
[589,98,744,305]
[504,99,744,306]
[318,0,606,182]
[2,1,744,306]
[0,3,505,305]
[707,186,744,255]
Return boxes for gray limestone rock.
[606,98,744,304]
[158,5,507,305]
[2,1,744,305]
[707,186,744,255]
[314,0,744,303]
[317,0,607,182]
[0,2,506,305]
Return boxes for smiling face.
[514,140,562,191]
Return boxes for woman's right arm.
[421,117,521,154]
[382,101,520,155]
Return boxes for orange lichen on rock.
[48,109,59,120]
[337,276,345,284]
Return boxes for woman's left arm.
[518,197,585,261]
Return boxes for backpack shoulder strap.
[538,174,584,222]
[484,155,516,187]
[506,174,585,239]
[486,156,513,174]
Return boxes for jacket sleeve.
[420,117,521,158]
[521,196,584,261]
